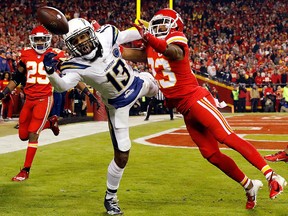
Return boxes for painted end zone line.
[133,128,285,151]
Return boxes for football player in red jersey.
[122,8,286,209]
[0,25,65,181]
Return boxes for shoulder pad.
[98,24,119,46]
[166,31,188,46]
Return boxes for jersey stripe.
[202,97,233,133]
[111,26,119,46]
[166,35,188,45]
[197,97,232,135]
[60,62,90,71]
[36,95,53,134]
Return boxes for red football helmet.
[29,25,52,54]
[148,8,184,38]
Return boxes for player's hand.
[88,94,101,110]
[133,20,149,41]
[43,52,59,75]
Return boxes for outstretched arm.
[43,52,80,92]
[133,21,184,61]
[121,47,147,62]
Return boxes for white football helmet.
[29,25,52,54]
[63,18,102,60]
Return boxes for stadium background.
[1,0,287,117]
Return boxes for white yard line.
[0,115,173,154]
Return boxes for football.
[37,6,69,35]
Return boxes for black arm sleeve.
[11,70,26,86]
[11,60,26,86]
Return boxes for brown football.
[37,6,69,35]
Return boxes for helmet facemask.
[65,26,101,60]
[29,33,51,54]
[148,8,184,38]
[149,15,177,38]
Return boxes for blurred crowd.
[0,0,287,116]
[0,0,287,84]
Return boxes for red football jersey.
[20,47,65,100]
[146,31,210,114]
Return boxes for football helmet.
[63,18,102,60]
[29,25,52,54]
[148,8,184,38]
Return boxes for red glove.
[133,20,167,54]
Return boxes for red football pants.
[19,96,53,140]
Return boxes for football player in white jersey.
[43,18,158,215]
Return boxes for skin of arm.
[121,43,184,62]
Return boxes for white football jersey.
[49,25,144,109]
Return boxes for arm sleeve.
[117,28,142,44]
[47,71,81,93]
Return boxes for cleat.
[245,180,263,209]
[264,151,288,163]
[104,195,123,215]
[269,173,287,199]
[48,115,60,136]
[11,168,29,182]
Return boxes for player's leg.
[185,114,263,209]
[194,95,286,200]
[104,107,132,215]
[40,96,60,136]
[145,97,156,121]
[12,97,52,182]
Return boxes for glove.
[132,20,149,41]
[88,94,101,110]
[133,20,167,54]
[43,52,59,74]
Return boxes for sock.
[23,141,38,168]
[106,159,124,199]
[241,176,252,190]
[261,165,273,180]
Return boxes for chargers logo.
[113,48,120,58]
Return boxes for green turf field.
[0,117,287,216]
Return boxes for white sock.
[106,159,124,199]
[244,179,251,190]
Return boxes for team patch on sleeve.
[60,62,90,71]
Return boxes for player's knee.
[114,151,129,168]
[19,131,29,141]
[19,137,29,141]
